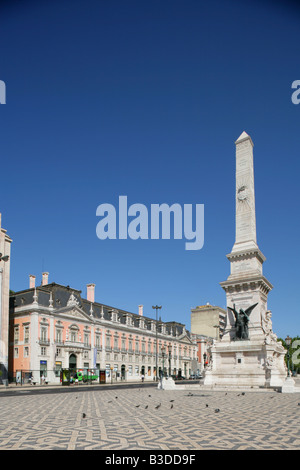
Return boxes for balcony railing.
[64,340,91,349]
[38,338,50,346]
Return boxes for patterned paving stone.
[0,388,300,450]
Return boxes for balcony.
[38,338,50,346]
[64,340,90,350]
[180,356,191,361]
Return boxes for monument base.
[281,376,295,393]
[203,339,286,389]
[158,377,177,390]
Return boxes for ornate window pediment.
[67,292,80,307]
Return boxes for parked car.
[194,373,203,379]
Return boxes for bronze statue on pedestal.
[228,303,258,340]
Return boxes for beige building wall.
[191,303,226,339]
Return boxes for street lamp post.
[168,343,171,377]
[285,335,292,377]
[161,346,165,389]
[281,334,296,393]
[152,305,162,382]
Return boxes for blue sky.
[0,0,299,338]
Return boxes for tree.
[278,336,300,374]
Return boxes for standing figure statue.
[228,303,258,340]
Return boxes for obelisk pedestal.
[204,132,287,389]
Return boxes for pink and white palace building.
[9,273,198,384]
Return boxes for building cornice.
[220,274,273,294]
[226,248,266,264]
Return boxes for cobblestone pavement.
[0,386,300,450]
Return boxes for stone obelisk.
[204,132,286,389]
[220,131,272,342]
[232,131,257,252]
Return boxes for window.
[24,347,29,357]
[70,330,77,342]
[84,333,89,347]
[41,347,47,356]
[14,347,19,358]
[112,311,118,322]
[55,362,62,378]
[56,329,62,343]
[24,326,29,344]
[41,326,47,342]
[95,334,101,348]
[14,327,19,344]
[105,333,111,350]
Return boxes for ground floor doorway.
[69,354,77,371]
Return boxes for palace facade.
[9,273,198,384]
